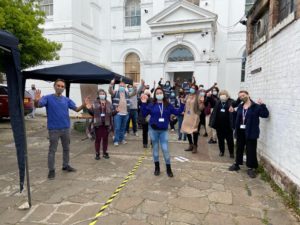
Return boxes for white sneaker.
[125,133,128,137]
[121,140,127,144]
[134,133,139,137]
[114,142,119,147]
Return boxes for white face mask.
[220,95,228,102]
[213,91,218,96]
[99,95,106,100]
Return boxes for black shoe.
[103,153,110,159]
[247,168,257,178]
[203,133,208,137]
[228,164,240,171]
[219,152,224,157]
[62,165,76,172]
[154,162,160,176]
[178,137,182,141]
[208,138,214,144]
[166,164,174,177]
[212,140,217,144]
[48,170,55,180]
[143,144,148,148]
[230,153,234,158]
[95,154,100,160]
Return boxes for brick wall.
[244,10,300,201]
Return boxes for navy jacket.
[235,100,269,140]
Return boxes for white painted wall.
[27,0,246,113]
[244,19,300,187]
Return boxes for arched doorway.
[124,53,140,82]
[166,45,195,84]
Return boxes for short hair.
[219,90,230,98]
[54,79,66,86]
[239,90,249,95]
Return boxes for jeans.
[177,115,187,140]
[149,126,170,164]
[114,114,129,143]
[48,129,70,171]
[126,109,138,133]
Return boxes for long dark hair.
[153,87,169,106]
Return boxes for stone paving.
[0,117,299,225]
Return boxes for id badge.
[101,113,105,117]
[240,124,246,129]
[159,118,165,122]
[220,109,225,112]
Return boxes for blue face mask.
[171,93,175,97]
[128,88,133,92]
[156,94,164,100]
[190,88,195,94]
[119,86,125,92]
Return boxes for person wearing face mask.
[177,88,187,141]
[209,90,235,158]
[27,84,37,118]
[86,89,113,160]
[169,89,178,132]
[158,78,172,99]
[138,89,153,148]
[140,87,185,177]
[181,84,205,153]
[126,80,144,137]
[205,87,219,144]
[228,90,269,178]
[34,79,87,180]
[109,79,137,146]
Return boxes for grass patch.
[257,165,300,218]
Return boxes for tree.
[0,0,62,70]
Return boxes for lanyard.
[242,108,248,124]
[158,103,164,118]
[221,102,226,108]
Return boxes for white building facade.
[28,0,247,107]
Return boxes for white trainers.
[114,142,119,147]
[134,133,139,137]
[121,140,127,144]
[125,133,128,137]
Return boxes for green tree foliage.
[0,0,62,70]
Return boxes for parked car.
[0,84,33,118]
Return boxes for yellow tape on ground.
[89,150,148,225]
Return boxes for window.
[278,0,294,23]
[40,0,53,17]
[125,0,141,27]
[186,0,200,6]
[253,10,269,44]
[245,0,255,14]
[168,47,194,62]
[125,53,140,82]
[241,51,246,82]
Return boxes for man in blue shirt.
[35,79,86,180]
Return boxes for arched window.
[168,46,194,62]
[241,50,246,82]
[125,0,141,27]
[125,53,140,82]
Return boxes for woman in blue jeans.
[140,87,185,177]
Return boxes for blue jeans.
[149,126,170,164]
[177,115,187,140]
[126,109,138,133]
[114,114,129,143]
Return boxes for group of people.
[33,76,269,180]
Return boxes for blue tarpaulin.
[0,30,28,194]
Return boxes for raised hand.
[257,98,263,105]
[214,82,218,86]
[140,94,148,103]
[35,89,42,102]
[111,78,115,85]
[84,96,92,109]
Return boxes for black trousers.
[142,123,148,145]
[216,128,234,154]
[170,118,178,130]
[187,132,199,146]
[236,130,258,169]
